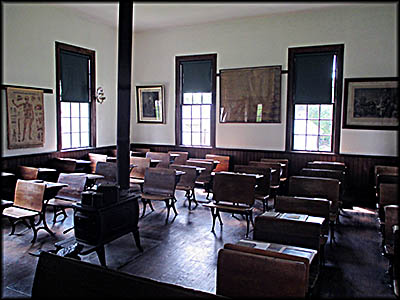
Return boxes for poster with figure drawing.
[6,87,44,149]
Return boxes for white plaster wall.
[2,3,118,157]
[133,4,398,156]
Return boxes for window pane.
[71,102,80,118]
[192,132,201,145]
[61,102,70,117]
[202,105,211,119]
[193,93,202,104]
[294,120,306,134]
[192,119,201,132]
[80,118,89,133]
[182,132,191,145]
[320,104,333,119]
[203,93,212,104]
[319,136,331,151]
[62,133,71,149]
[305,135,318,151]
[61,118,71,133]
[294,105,307,119]
[182,119,192,132]
[307,105,319,119]
[293,135,306,150]
[183,93,193,104]
[307,120,319,135]
[202,131,210,146]
[80,103,89,117]
[202,119,210,133]
[182,106,191,118]
[192,105,201,118]
[81,132,89,147]
[319,120,332,135]
[71,133,80,148]
[71,118,80,133]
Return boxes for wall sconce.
[95,86,106,104]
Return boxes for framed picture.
[343,77,398,129]
[136,85,164,123]
[6,87,45,149]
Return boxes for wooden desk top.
[237,238,317,264]
[37,168,57,172]
[1,172,15,177]
[260,211,325,225]
[70,173,105,180]
[211,171,263,179]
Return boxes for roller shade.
[182,60,212,93]
[294,52,335,104]
[60,50,90,102]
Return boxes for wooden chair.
[203,172,256,237]
[129,157,151,190]
[170,164,198,210]
[274,195,330,264]
[140,168,178,224]
[374,165,398,203]
[288,176,340,245]
[16,166,39,180]
[253,214,321,290]
[88,153,107,174]
[145,152,171,168]
[378,183,399,227]
[260,158,289,182]
[300,167,346,209]
[168,151,189,165]
[186,160,214,199]
[249,161,281,206]
[45,173,87,223]
[2,180,53,243]
[234,165,272,212]
[48,158,77,174]
[307,161,346,172]
[205,154,230,172]
[95,162,117,185]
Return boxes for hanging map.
[220,65,281,123]
[6,87,45,149]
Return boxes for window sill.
[60,146,96,153]
[177,145,213,149]
[287,150,337,156]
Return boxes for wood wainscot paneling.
[1,146,115,174]
[132,143,398,206]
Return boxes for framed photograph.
[6,87,45,149]
[343,77,398,129]
[136,85,164,123]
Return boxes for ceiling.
[51,2,365,33]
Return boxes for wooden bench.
[260,158,289,182]
[95,162,117,185]
[32,251,220,298]
[217,243,309,298]
[169,151,189,165]
[203,172,256,237]
[378,183,399,224]
[186,160,214,199]
[16,165,38,180]
[170,164,198,210]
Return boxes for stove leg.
[132,229,143,252]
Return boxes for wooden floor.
[1,189,397,298]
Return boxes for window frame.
[175,54,217,148]
[286,44,344,154]
[55,41,96,151]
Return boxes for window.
[55,42,96,150]
[286,44,344,153]
[175,54,217,147]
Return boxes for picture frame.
[136,85,164,123]
[343,77,398,130]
